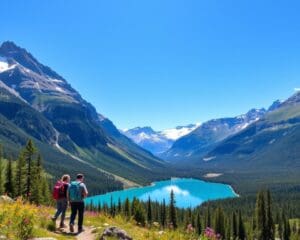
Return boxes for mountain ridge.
[157,108,266,162]
[180,92,300,174]
[0,41,167,192]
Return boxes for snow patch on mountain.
[0,56,16,73]
[0,62,80,103]
[203,156,216,161]
[50,78,64,83]
[55,86,66,93]
[160,123,201,140]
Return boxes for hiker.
[68,173,88,233]
[52,174,70,228]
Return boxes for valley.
[0,41,299,200]
[2,1,300,239]
[0,40,299,240]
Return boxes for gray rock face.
[100,226,133,240]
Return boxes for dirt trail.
[53,225,96,240]
[76,226,96,240]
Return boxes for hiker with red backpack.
[52,174,70,228]
[68,173,88,233]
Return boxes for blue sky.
[1,0,300,130]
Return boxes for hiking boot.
[60,223,67,228]
[69,224,74,233]
[78,227,84,233]
[51,217,56,222]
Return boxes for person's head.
[61,174,70,183]
[76,173,84,182]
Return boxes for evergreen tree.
[147,196,152,224]
[117,197,122,214]
[178,208,184,227]
[88,200,94,211]
[103,203,109,214]
[188,207,192,226]
[237,210,246,240]
[191,212,195,229]
[0,145,4,195]
[160,199,166,228]
[184,207,193,228]
[131,197,139,216]
[283,212,291,240]
[266,190,275,240]
[255,190,267,240]
[225,218,231,240]
[205,206,211,228]
[97,202,102,212]
[124,198,130,217]
[112,203,116,217]
[154,201,160,223]
[169,189,177,229]
[31,154,43,204]
[24,139,37,199]
[252,215,256,233]
[41,176,51,205]
[134,203,146,226]
[4,158,14,197]
[15,151,26,197]
[231,211,237,239]
[214,207,225,238]
[196,213,202,235]
[110,195,114,216]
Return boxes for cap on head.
[76,174,84,180]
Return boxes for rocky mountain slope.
[199,92,300,171]
[0,41,167,192]
[162,108,267,162]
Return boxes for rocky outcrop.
[100,226,132,240]
[0,195,13,203]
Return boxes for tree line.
[0,140,50,204]
[86,190,300,240]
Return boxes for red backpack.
[52,180,65,200]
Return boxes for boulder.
[100,226,132,240]
[0,195,14,203]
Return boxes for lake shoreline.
[86,177,239,209]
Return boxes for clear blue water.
[85,178,238,209]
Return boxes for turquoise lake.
[85,178,238,209]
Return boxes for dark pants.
[53,198,68,224]
[70,202,85,229]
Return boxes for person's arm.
[81,183,88,198]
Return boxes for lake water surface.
[85,178,238,209]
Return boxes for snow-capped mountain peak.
[123,124,200,156]
[0,41,84,109]
[160,123,201,140]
